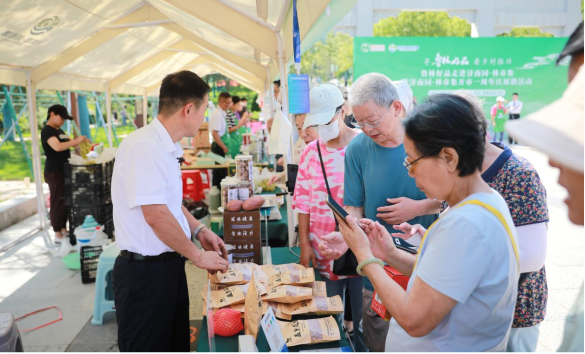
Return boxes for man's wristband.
[356,258,384,276]
[193,224,207,241]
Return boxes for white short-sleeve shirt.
[209,106,227,137]
[112,118,190,256]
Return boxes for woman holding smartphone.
[292,84,365,352]
[336,92,520,351]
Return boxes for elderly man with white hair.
[318,73,441,351]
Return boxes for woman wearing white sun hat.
[507,65,584,352]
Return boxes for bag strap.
[316,141,339,227]
[413,199,520,271]
[316,140,332,196]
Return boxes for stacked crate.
[65,160,115,241]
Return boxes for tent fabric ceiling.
[0,0,355,95]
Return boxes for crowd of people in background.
[199,21,584,352]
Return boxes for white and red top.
[292,139,354,280]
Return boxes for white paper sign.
[261,307,288,352]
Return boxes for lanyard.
[413,200,520,271]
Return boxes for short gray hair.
[349,73,400,108]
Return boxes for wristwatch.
[193,224,207,241]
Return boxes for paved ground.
[0,180,39,203]
[0,145,581,352]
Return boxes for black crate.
[68,204,114,242]
[80,245,103,284]
[64,160,114,187]
[65,183,112,207]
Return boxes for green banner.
[354,37,569,124]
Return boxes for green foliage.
[298,32,354,82]
[497,28,554,37]
[373,12,471,37]
[0,141,44,180]
[205,74,259,111]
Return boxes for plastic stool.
[0,313,23,352]
[91,242,119,325]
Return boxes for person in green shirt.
[491,96,508,143]
[491,96,508,142]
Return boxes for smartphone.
[327,195,418,254]
[286,164,299,195]
[326,195,349,223]
[393,238,418,254]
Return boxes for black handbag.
[316,142,360,276]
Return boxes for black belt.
[119,250,182,261]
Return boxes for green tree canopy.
[374,12,471,37]
[497,27,554,37]
[298,32,353,82]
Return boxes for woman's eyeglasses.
[403,155,426,172]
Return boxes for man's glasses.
[403,155,426,172]
[351,109,389,129]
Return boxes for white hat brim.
[506,97,584,172]
[303,108,337,129]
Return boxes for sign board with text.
[354,37,569,123]
[224,210,262,264]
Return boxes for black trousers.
[44,171,67,232]
[113,255,190,352]
[508,114,520,144]
[211,142,227,187]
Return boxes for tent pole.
[26,71,48,230]
[106,83,114,147]
[142,88,148,127]
[266,64,274,121]
[276,31,296,248]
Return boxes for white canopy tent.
[0,0,356,245]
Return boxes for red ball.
[213,308,244,337]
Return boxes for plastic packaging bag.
[267,106,292,158]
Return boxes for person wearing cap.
[111,71,229,352]
[507,59,584,353]
[41,104,90,243]
[491,96,508,143]
[291,84,366,352]
[318,73,440,352]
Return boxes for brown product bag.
[243,273,263,340]
[262,285,313,303]
[212,263,268,285]
[278,316,340,347]
[209,282,267,308]
[310,281,328,297]
[280,295,344,316]
[267,267,315,287]
[261,263,306,277]
[263,301,293,320]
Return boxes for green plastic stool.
[91,242,118,325]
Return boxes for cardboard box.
[371,266,410,321]
[194,123,211,148]
[224,210,262,264]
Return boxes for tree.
[298,32,353,83]
[373,12,471,37]
[497,27,553,37]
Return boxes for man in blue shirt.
[322,74,440,352]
